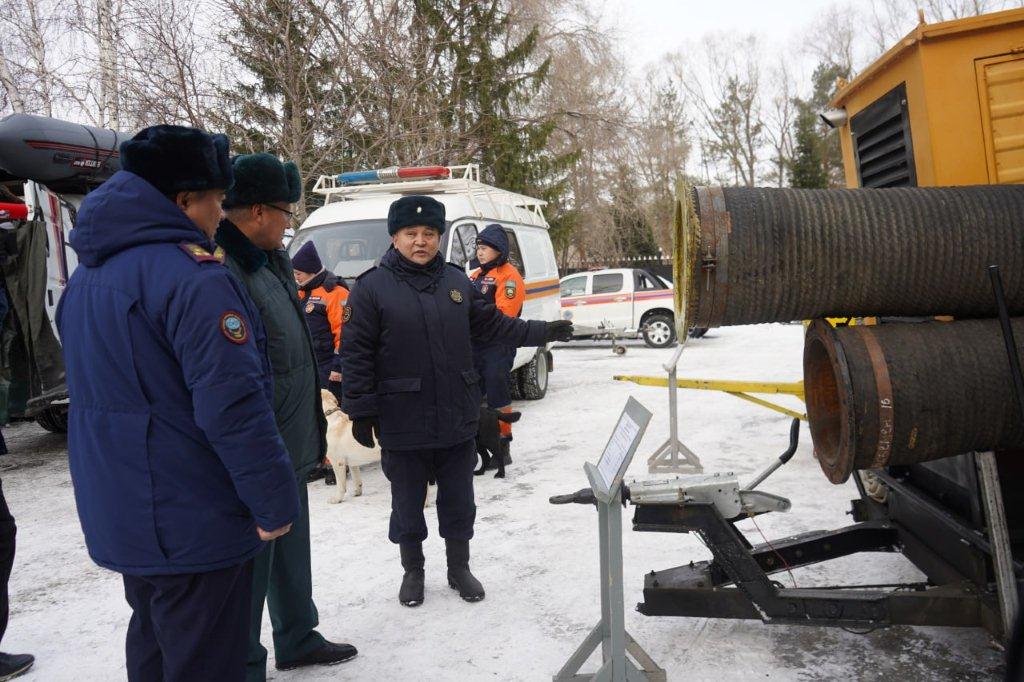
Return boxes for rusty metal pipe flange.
[804,318,1024,484]
[675,184,1024,328]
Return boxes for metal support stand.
[647,344,702,475]
[554,398,665,682]
[976,451,1020,638]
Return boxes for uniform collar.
[215,219,269,273]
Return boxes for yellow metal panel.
[833,9,1024,188]
[977,53,1024,183]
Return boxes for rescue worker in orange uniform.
[292,241,349,403]
[468,224,526,465]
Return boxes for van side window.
[592,273,623,295]
[449,223,478,268]
[504,228,524,272]
[560,275,587,297]
[517,228,551,278]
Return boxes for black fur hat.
[222,153,302,208]
[387,195,445,235]
[120,125,232,196]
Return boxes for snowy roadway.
[0,324,1005,680]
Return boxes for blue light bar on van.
[336,166,451,185]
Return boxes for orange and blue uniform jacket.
[298,271,348,384]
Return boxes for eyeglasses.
[263,203,295,218]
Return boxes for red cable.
[748,513,798,589]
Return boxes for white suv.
[559,268,676,348]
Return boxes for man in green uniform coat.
[216,153,357,680]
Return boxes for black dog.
[473,407,520,479]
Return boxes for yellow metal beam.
[613,375,807,420]
[613,375,805,399]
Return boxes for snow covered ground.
[0,324,1005,680]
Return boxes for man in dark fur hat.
[215,153,357,679]
[341,195,574,608]
[57,126,299,682]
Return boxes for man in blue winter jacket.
[56,126,300,682]
[341,195,574,608]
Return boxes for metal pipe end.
[804,321,857,484]
[672,181,701,337]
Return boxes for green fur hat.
[222,152,302,208]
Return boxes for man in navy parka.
[55,125,299,682]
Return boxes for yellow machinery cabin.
[829,8,1024,188]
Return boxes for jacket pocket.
[459,369,482,426]
[377,376,423,435]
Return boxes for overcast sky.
[588,0,860,75]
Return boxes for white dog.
[320,389,381,503]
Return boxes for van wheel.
[642,314,676,348]
[36,406,68,433]
[519,349,549,400]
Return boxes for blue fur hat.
[120,125,233,196]
[223,153,302,209]
[387,195,445,236]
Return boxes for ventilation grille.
[851,82,917,188]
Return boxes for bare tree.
[763,60,795,187]
[682,36,765,187]
[0,40,26,114]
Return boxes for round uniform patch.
[504,285,516,300]
[343,305,353,323]
[450,289,464,304]
[220,312,248,344]
[480,284,490,295]
[305,301,315,314]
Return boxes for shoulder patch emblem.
[450,288,464,304]
[305,301,315,314]
[343,305,353,323]
[504,280,517,299]
[180,242,225,264]
[220,311,248,344]
[480,284,490,295]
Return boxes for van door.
[590,271,632,330]
[559,273,591,326]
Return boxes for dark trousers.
[0,480,15,644]
[474,345,515,410]
[381,439,477,544]
[122,560,254,682]
[247,479,324,681]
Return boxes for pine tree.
[789,106,828,188]
[411,0,574,207]
[788,61,850,189]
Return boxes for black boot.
[445,539,485,602]
[399,542,425,607]
[275,641,357,670]
[0,652,33,680]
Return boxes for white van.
[291,164,562,399]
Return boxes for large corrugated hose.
[804,318,1024,483]
[676,184,1024,329]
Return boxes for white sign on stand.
[555,397,666,682]
[596,410,642,490]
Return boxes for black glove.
[545,319,574,343]
[352,417,379,449]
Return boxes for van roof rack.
[312,163,548,227]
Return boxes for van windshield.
[289,220,392,279]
